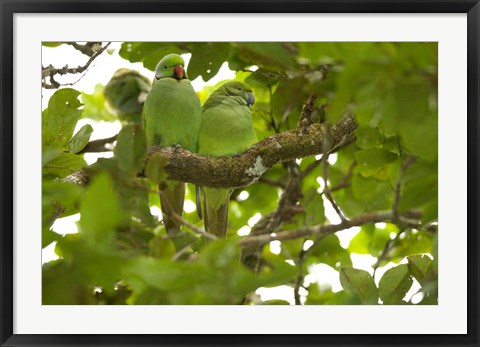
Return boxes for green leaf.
[432,232,438,261]
[145,153,167,185]
[43,42,63,47]
[81,84,116,121]
[298,42,342,65]
[390,230,433,261]
[309,234,352,269]
[54,236,125,293]
[119,42,187,71]
[351,174,378,202]
[350,173,393,212]
[306,284,361,305]
[327,63,366,122]
[68,124,93,153]
[115,124,147,175]
[407,255,432,286]
[124,257,214,292]
[355,83,383,126]
[355,126,383,149]
[235,42,297,70]
[354,149,398,176]
[389,82,438,162]
[271,78,308,128]
[42,145,63,167]
[149,236,176,259]
[42,88,83,147]
[79,172,122,247]
[395,42,438,70]
[261,300,290,305]
[398,173,437,211]
[245,69,280,88]
[117,178,156,228]
[42,228,61,248]
[188,42,230,81]
[42,260,92,304]
[42,180,84,228]
[339,267,378,304]
[378,264,413,304]
[42,153,87,179]
[255,253,297,289]
[348,223,391,257]
[304,190,326,226]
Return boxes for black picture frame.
[1,1,479,346]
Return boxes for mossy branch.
[146,114,356,189]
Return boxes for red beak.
[174,64,184,79]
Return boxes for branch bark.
[239,210,402,247]
[145,114,357,189]
[42,42,111,89]
[79,134,118,154]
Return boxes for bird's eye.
[164,65,168,69]
[237,87,242,91]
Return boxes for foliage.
[42,42,438,305]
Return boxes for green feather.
[198,81,257,237]
[142,54,202,236]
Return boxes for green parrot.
[142,54,202,236]
[104,68,151,124]
[198,81,257,237]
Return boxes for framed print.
[1,1,479,346]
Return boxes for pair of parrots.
[142,53,257,238]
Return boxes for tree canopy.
[42,42,438,305]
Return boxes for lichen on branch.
[147,114,357,189]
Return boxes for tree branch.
[239,210,409,247]
[64,42,103,57]
[392,156,416,222]
[42,42,111,89]
[79,134,118,154]
[145,114,357,189]
[241,161,304,270]
[321,124,347,222]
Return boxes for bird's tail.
[203,190,230,238]
[196,185,203,220]
[159,182,185,236]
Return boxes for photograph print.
[41,42,438,305]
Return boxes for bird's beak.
[174,64,184,80]
[246,92,255,107]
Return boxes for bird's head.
[153,53,188,83]
[220,81,255,107]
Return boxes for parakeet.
[142,54,202,236]
[198,81,257,237]
[104,68,151,124]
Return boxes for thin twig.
[64,42,103,57]
[171,242,196,261]
[392,156,417,223]
[294,242,308,305]
[239,210,420,247]
[158,190,217,241]
[268,86,281,134]
[321,124,347,222]
[258,176,287,189]
[324,161,355,194]
[372,228,407,277]
[298,94,318,128]
[301,158,323,178]
[42,42,111,89]
[79,134,118,154]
